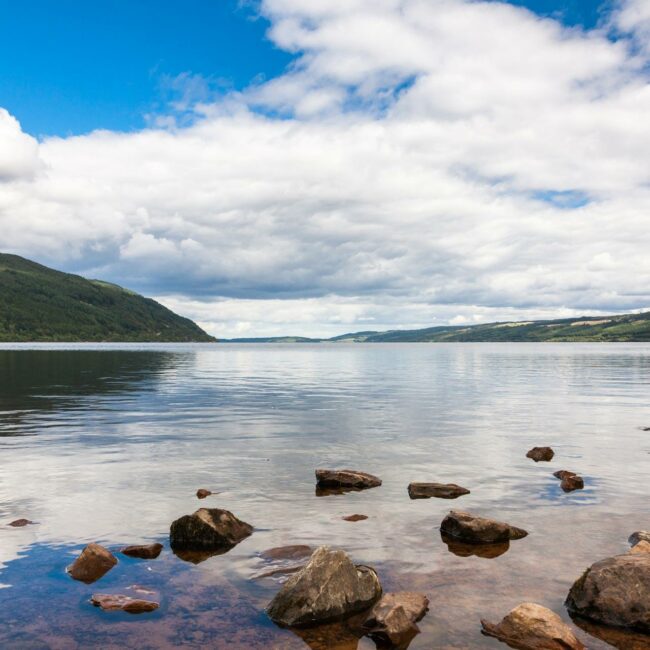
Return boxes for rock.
[91,593,159,613]
[560,475,584,492]
[121,543,163,559]
[170,508,252,551]
[196,489,212,499]
[440,510,528,544]
[8,519,33,527]
[253,565,306,580]
[565,552,650,632]
[629,531,650,547]
[342,514,368,522]
[630,541,650,554]
[266,546,382,627]
[553,470,576,480]
[526,447,554,462]
[362,592,429,648]
[481,602,584,650]
[67,543,118,583]
[441,533,510,559]
[261,545,313,561]
[408,482,470,499]
[315,469,382,490]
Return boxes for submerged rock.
[565,552,650,632]
[408,482,470,500]
[362,592,429,648]
[121,543,163,559]
[8,519,33,527]
[560,475,584,492]
[91,593,159,613]
[629,531,650,547]
[315,469,382,490]
[266,546,382,627]
[261,545,313,561]
[440,510,527,545]
[170,508,252,551]
[342,514,368,522]
[68,543,118,583]
[526,447,554,462]
[196,489,212,499]
[481,602,584,650]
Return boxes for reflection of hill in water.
[0,350,180,436]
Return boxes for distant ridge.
[0,253,215,342]
[226,313,650,343]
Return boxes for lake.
[1,343,649,649]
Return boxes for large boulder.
[67,543,118,583]
[526,447,554,462]
[440,511,527,544]
[362,592,429,647]
[91,593,159,613]
[170,508,252,551]
[565,552,650,632]
[266,546,382,627]
[315,469,381,490]
[121,543,163,559]
[481,602,584,649]
[408,482,470,499]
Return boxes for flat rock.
[196,489,212,499]
[408,482,470,500]
[553,470,576,480]
[68,543,118,583]
[261,545,313,561]
[342,514,368,522]
[560,475,584,492]
[362,592,429,647]
[315,469,381,490]
[91,593,159,613]
[121,543,163,559]
[481,602,584,650]
[440,510,528,545]
[170,508,252,551]
[266,546,382,627]
[526,447,554,462]
[565,552,650,632]
[8,519,33,527]
[629,531,650,547]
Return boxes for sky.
[1,0,649,338]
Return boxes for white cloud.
[0,0,649,337]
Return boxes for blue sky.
[1,0,612,137]
[0,0,648,338]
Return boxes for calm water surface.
[1,343,649,649]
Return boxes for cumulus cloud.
[0,0,649,337]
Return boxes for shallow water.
[1,343,649,649]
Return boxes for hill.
[227,312,650,343]
[0,253,215,342]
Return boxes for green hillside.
[0,254,215,342]
[228,313,650,343]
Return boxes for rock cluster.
[552,470,584,492]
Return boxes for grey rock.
[565,552,650,632]
[266,546,382,627]
[440,510,527,544]
[170,508,252,550]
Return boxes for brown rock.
[362,592,429,647]
[121,543,163,559]
[8,519,33,527]
[67,543,118,583]
[343,514,368,522]
[481,602,584,650]
[526,447,554,462]
[261,545,313,561]
[315,469,382,490]
[408,482,470,499]
[440,510,528,544]
[91,593,159,613]
[629,531,650,547]
[196,489,212,499]
[565,552,650,632]
[630,541,650,554]
[553,470,576,480]
[170,508,252,551]
[560,475,584,492]
[266,546,382,627]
